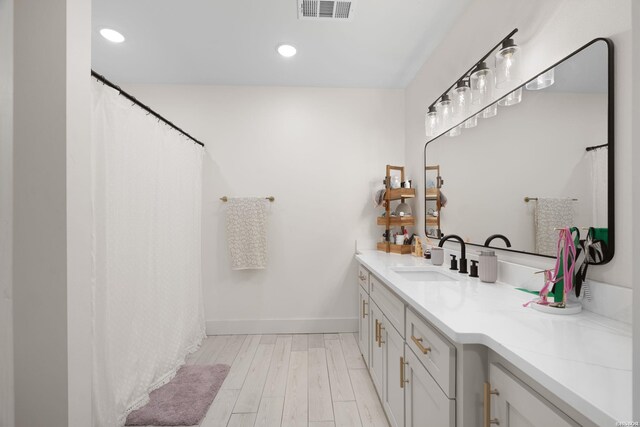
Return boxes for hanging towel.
[534,198,575,256]
[226,197,268,270]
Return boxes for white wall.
[405,0,631,287]
[631,0,639,420]
[124,84,405,334]
[0,0,13,425]
[13,0,92,425]
[428,91,606,254]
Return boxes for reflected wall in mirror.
[424,38,614,262]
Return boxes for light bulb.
[495,38,521,89]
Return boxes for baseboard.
[206,317,358,335]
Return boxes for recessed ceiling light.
[277,44,297,58]
[100,28,125,43]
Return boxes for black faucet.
[484,234,512,248]
[438,234,467,274]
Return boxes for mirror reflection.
[424,39,610,258]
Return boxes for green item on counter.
[591,227,609,245]
[516,288,552,297]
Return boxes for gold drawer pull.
[378,324,385,347]
[375,319,380,344]
[483,382,500,427]
[411,335,431,354]
[362,300,368,318]
[400,357,409,388]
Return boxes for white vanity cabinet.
[359,262,457,427]
[356,256,614,427]
[369,299,385,395]
[485,363,578,427]
[404,343,455,427]
[358,283,370,366]
[381,319,405,427]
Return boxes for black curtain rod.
[428,28,519,110]
[90,70,205,148]
[585,143,608,152]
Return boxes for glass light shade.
[495,39,522,88]
[425,106,439,137]
[436,95,452,129]
[470,62,495,108]
[448,125,462,137]
[526,68,555,90]
[451,81,472,124]
[498,87,523,106]
[482,103,498,119]
[464,114,478,128]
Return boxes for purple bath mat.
[125,364,230,426]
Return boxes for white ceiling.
[92,0,471,88]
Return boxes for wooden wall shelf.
[377,242,413,254]
[385,188,416,201]
[377,216,415,227]
[377,165,414,254]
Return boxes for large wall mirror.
[424,38,614,262]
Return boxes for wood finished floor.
[150,334,390,427]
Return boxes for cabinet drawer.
[358,264,370,293]
[406,309,455,398]
[370,275,405,338]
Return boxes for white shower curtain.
[589,147,607,227]
[91,81,205,426]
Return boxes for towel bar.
[524,197,578,203]
[220,196,275,202]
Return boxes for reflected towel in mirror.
[534,198,575,256]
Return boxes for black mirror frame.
[423,37,615,263]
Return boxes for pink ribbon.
[523,227,576,307]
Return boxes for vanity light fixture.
[436,95,453,130]
[425,106,439,137]
[470,62,494,108]
[423,28,520,139]
[498,87,523,106]
[100,28,125,43]
[277,44,297,58]
[452,79,472,122]
[448,125,462,137]
[464,114,478,129]
[526,68,555,90]
[495,38,522,88]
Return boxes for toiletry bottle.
[479,250,498,283]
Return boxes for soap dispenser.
[469,260,479,278]
[479,250,498,283]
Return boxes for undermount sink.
[390,267,457,282]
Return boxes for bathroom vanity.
[356,251,631,427]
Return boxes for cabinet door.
[358,285,370,367]
[488,363,578,427]
[382,320,405,427]
[404,344,454,427]
[369,301,384,395]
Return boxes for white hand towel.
[226,197,268,270]
[534,198,575,256]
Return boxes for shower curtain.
[589,147,607,227]
[91,81,205,426]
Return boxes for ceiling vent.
[298,0,355,20]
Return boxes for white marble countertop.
[356,250,632,426]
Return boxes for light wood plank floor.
[149,333,390,427]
